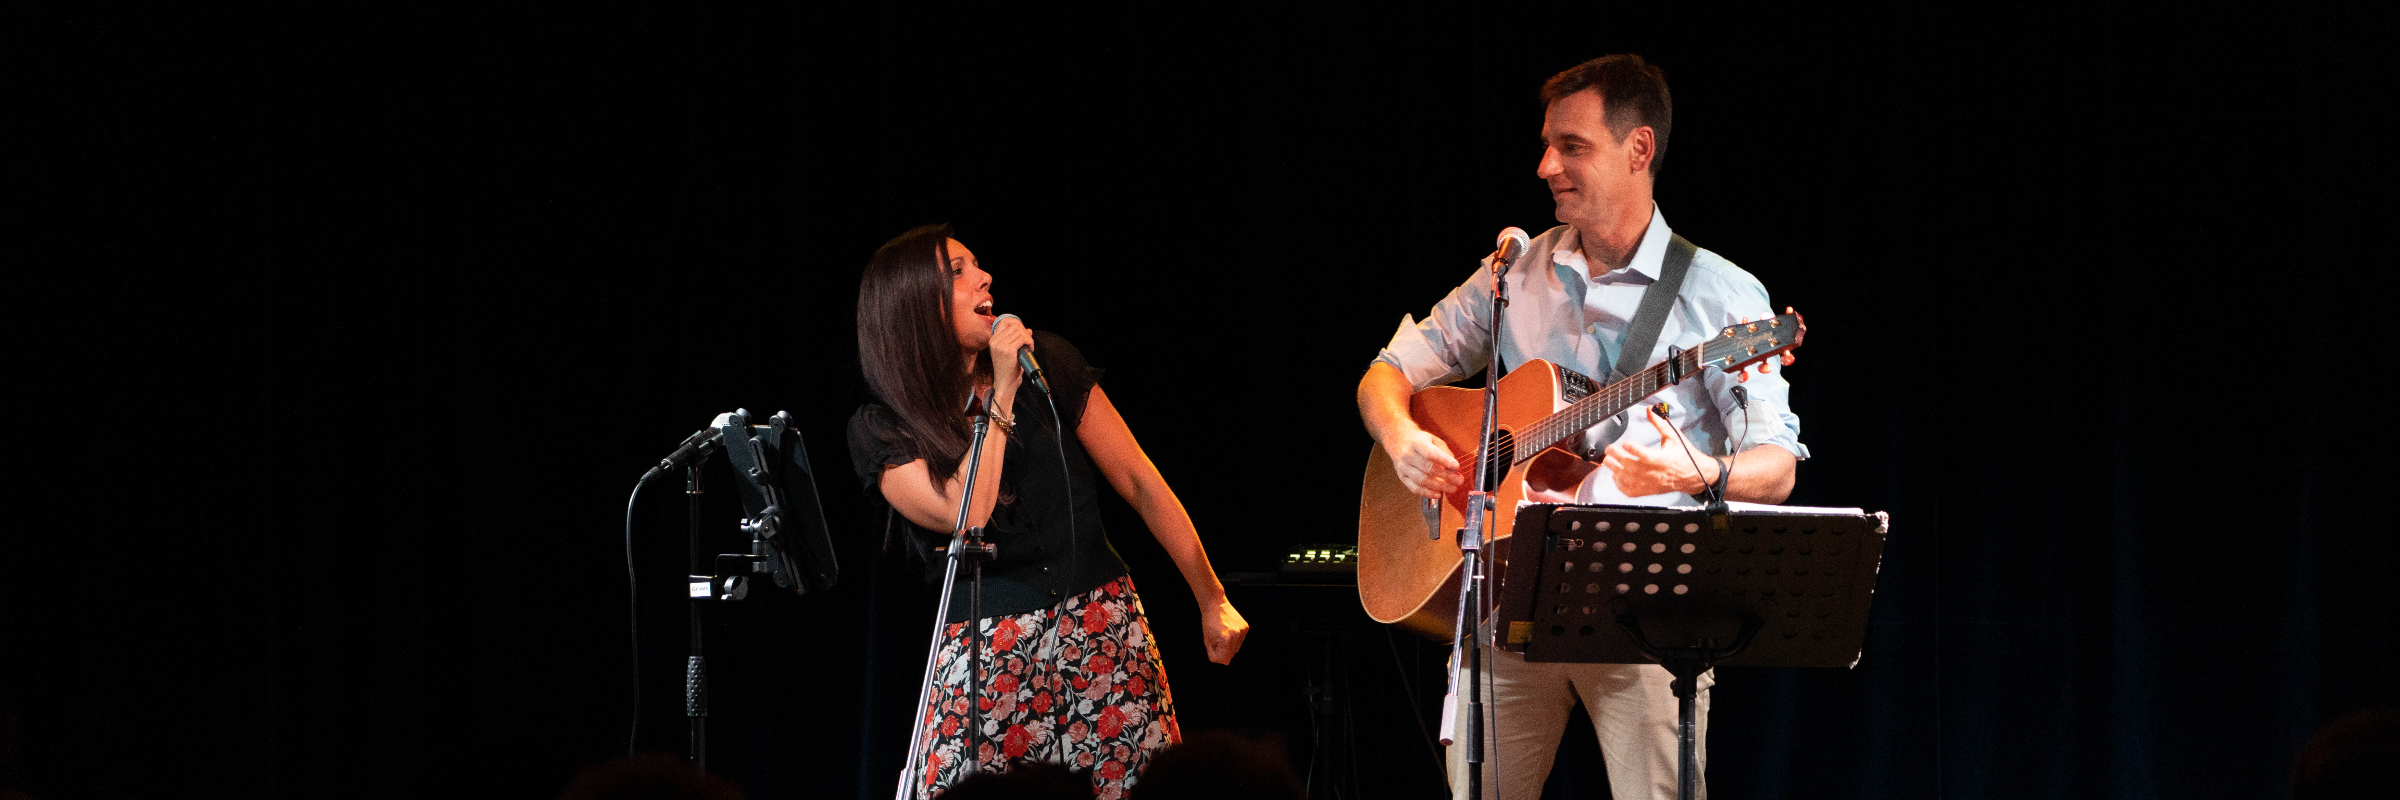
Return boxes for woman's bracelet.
[988,408,1015,433]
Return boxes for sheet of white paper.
[1725,501,1865,515]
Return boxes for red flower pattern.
[905,576,1180,799]
[1002,724,1032,760]
[992,618,1022,652]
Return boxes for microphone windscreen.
[1497,227,1532,261]
[990,312,1021,334]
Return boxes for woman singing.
[847,225,1249,799]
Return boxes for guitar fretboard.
[1511,348,1707,463]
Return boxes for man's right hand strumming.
[1385,425,1465,499]
[1358,361,1466,499]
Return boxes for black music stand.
[710,409,839,599]
[682,409,840,770]
[1495,502,1889,800]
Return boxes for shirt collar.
[1553,204,1672,282]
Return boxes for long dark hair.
[857,224,989,483]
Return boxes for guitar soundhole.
[1479,430,1516,490]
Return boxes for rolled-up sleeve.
[1691,274,1809,460]
[1704,365,1807,460]
[1373,265,1495,391]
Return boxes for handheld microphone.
[991,313,1050,395]
[1491,227,1531,270]
[641,416,730,482]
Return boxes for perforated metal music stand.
[1494,502,1889,800]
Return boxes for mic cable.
[624,478,645,756]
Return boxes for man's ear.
[1625,126,1656,175]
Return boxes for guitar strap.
[1609,233,1700,382]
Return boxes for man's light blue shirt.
[1373,206,1807,507]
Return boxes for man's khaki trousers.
[1445,645,1712,800]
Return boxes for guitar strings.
[1454,320,1792,463]
[1485,347,1783,465]
[1509,356,1688,456]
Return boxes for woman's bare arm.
[1077,386,1249,664]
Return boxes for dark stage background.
[7,4,2393,799]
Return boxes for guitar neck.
[1512,349,1705,463]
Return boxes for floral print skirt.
[909,575,1180,799]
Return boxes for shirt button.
[1041,567,1051,573]
[1585,323,1599,336]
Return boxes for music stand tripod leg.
[1609,605,1763,800]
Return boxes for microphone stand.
[685,458,715,770]
[1447,243,1516,800]
[897,388,1001,800]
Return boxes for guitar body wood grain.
[1357,360,1570,640]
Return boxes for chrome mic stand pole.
[897,388,1000,800]
[1448,236,1518,800]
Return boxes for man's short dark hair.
[1540,54,1674,176]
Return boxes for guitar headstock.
[1698,309,1805,375]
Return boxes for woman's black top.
[847,331,1127,621]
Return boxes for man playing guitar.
[1356,54,1807,800]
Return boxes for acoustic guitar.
[1357,311,1806,639]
